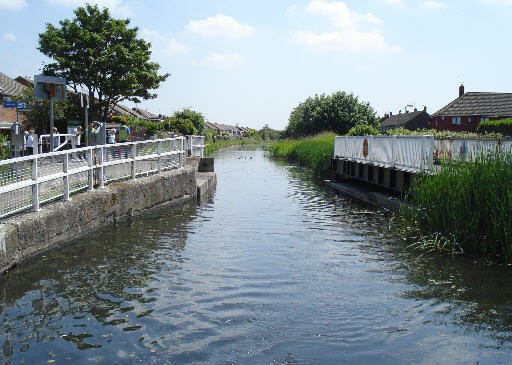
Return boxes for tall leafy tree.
[284,91,378,138]
[38,4,169,122]
[173,108,205,134]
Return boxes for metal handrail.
[0,137,187,219]
[187,135,205,158]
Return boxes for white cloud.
[0,0,26,10]
[1,33,16,42]
[186,14,254,39]
[202,53,243,69]
[306,0,380,29]
[141,29,189,55]
[379,0,404,6]
[47,0,133,16]
[295,0,400,53]
[421,1,445,8]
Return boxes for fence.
[0,137,190,219]
[39,134,74,153]
[434,138,512,161]
[187,135,205,157]
[334,135,435,172]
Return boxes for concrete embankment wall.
[0,166,215,276]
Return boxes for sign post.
[79,92,90,146]
[34,75,66,152]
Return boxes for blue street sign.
[2,101,26,109]
[2,101,17,108]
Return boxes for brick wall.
[0,105,26,124]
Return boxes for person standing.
[26,130,35,155]
[118,122,131,142]
[53,127,59,151]
[108,129,116,144]
[23,131,29,155]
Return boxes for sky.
[1,0,511,130]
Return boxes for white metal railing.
[434,138,512,162]
[334,135,435,172]
[187,135,205,158]
[0,137,186,219]
[39,134,75,153]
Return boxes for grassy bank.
[400,152,512,261]
[268,133,334,179]
[204,138,266,156]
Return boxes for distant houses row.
[0,71,251,137]
[379,85,512,133]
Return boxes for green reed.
[268,133,335,179]
[401,151,512,260]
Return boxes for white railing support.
[391,135,397,168]
[131,143,137,180]
[31,158,39,212]
[157,140,162,174]
[420,136,426,172]
[98,146,104,189]
[63,154,70,201]
[87,149,94,191]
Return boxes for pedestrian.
[53,127,59,151]
[26,129,35,155]
[23,131,29,155]
[73,126,83,159]
[108,129,116,144]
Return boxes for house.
[378,106,430,133]
[431,85,512,132]
[0,72,27,131]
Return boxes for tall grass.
[268,133,335,179]
[401,151,512,260]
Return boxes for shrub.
[346,124,381,136]
[477,119,512,137]
[0,135,9,160]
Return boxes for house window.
[480,117,489,122]
[452,117,461,125]
[442,116,445,120]
[468,117,472,123]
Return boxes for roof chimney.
[459,84,465,97]
[390,112,393,116]
[399,110,402,114]
[414,108,417,112]
[423,106,427,112]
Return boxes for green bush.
[0,135,9,160]
[268,133,335,179]
[477,119,512,136]
[127,118,160,136]
[346,124,381,136]
[401,151,512,260]
[164,117,196,135]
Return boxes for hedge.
[477,119,512,136]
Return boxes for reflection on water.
[1,148,512,364]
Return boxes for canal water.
[2,148,512,364]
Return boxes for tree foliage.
[284,91,378,138]
[18,87,80,134]
[164,117,196,135]
[38,4,169,122]
[173,108,204,134]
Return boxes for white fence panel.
[0,136,190,219]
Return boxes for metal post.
[179,138,184,167]
[420,135,426,172]
[428,136,434,172]
[391,135,397,168]
[201,136,204,158]
[50,98,54,152]
[189,136,193,157]
[31,157,40,212]
[63,153,70,200]
[157,141,162,173]
[131,143,136,179]
[88,149,94,191]
[98,146,104,188]
[84,107,89,147]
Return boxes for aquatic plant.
[268,133,335,179]
[400,151,512,260]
